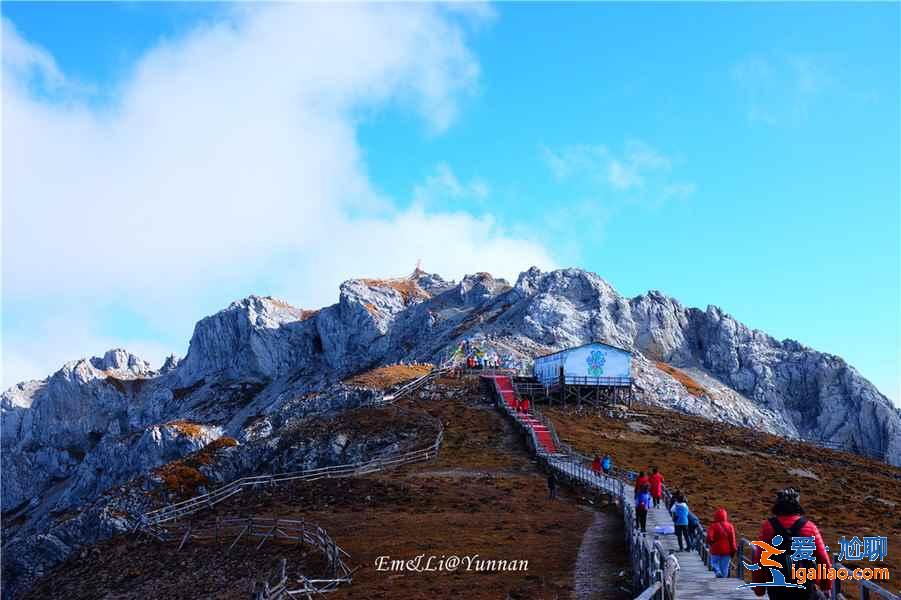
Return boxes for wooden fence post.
[278,558,287,587]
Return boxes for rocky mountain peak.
[2,264,899,600]
[457,272,510,306]
[52,349,152,386]
[178,295,313,384]
[409,268,454,295]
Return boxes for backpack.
[766,517,818,600]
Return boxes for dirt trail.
[572,511,617,599]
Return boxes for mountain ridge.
[2,266,899,598]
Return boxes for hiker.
[752,488,832,598]
[634,471,649,496]
[707,507,738,577]
[686,509,700,550]
[601,454,612,474]
[591,454,602,475]
[519,397,531,413]
[649,467,665,508]
[547,473,558,500]
[670,493,691,551]
[635,484,652,533]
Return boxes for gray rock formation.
[2,268,899,598]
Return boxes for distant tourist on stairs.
[751,488,832,599]
[706,507,738,578]
[547,473,558,500]
[635,484,652,533]
[670,493,691,551]
[591,454,602,475]
[601,454,612,474]
[649,467,665,508]
[519,397,530,413]
[634,471,649,497]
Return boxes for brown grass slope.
[547,404,901,591]
[27,380,629,600]
[344,364,433,390]
[654,361,707,397]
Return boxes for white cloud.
[412,163,489,206]
[731,54,830,125]
[662,183,697,201]
[541,139,694,198]
[2,311,176,386]
[1,18,64,89]
[1,4,554,387]
[276,205,553,306]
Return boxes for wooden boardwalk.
[639,500,755,599]
[544,457,757,599]
[487,374,758,600]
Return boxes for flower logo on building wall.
[586,350,606,376]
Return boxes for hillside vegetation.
[26,379,629,600]
[547,403,901,585]
[344,363,433,389]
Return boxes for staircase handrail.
[378,366,451,404]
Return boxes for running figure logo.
[737,536,805,591]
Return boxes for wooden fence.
[142,423,444,525]
[485,376,680,600]
[801,437,888,462]
[376,366,451,405]
[512,390,899,600]
[148,515,354,600]
[626,456,899,600]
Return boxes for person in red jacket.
[519,397,530,413]
[591,454,602,475]
[633,471,649,498]
[648,467,664,508]
[706,507,738,578]
[752,488,831,598]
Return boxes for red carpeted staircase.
[487,376,557,454]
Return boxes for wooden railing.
[549,375,633,387]
[376,366,451,404]
[146,516,354,599]
[142,423,444,525]
[829,558,899,600]
[253,559,289,600]
[651,477,899,600]
[512,381,548,397]
[802,437,887,462]
[484,376,679,600]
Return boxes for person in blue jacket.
[670,492,691,551]
[601,454,612,474]
[635,484,652,533]
[686,509,701,551]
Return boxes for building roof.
[534,341,633,361]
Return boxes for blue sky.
[2,2,898,404]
